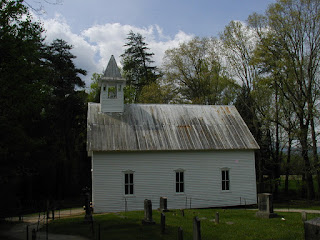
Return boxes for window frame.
[123,170,135,196]
[221,168,230,192]
[175,169,185,194]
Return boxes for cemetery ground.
[43,208,320,240]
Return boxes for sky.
[29,0,276,87]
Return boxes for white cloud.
[40,15,193,88]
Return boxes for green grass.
[47,209,320,240]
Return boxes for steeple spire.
[103,55,122,79]
[99,55,126,113]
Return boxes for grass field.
[47,209,320,240]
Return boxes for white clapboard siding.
[92,150,256,213]
[100,91,124,113]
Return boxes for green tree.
[121,31,158,102]
[162,37,239,105]
[88,73,102,103]
[249,0,320,199]
[220,20,277,194]
[42,39,87,200]
[0,0,49,215]
[0,0,46,156]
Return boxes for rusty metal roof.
[87,103,260,152]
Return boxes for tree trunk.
[274,85,280,197]
[285,134,292,194]
[311,117,320,197]
[300,123,315,199]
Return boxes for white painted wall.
[91,150,257,213]
[100,82,124,113]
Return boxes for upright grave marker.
[160,197,168,212]
[215,212,220,224]
[161,213,166,233]
[305,217,320,240]
[256,193,278,218]
[83,188,93,222]
[193,216,201,240]
[142,199,155,225]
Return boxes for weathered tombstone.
[181,209,185,217]
[302,211,307,222]
[142,199,155,225]
[215,212,220,224]
[178,227,184,240]
[255,193,278,218]
[46,200,50,219]
[82,187,93,222]
[193,216,201,240]
[32,229,36,240]
[305,217,320,240]
[161,213,166,233]
[160,197,168,212]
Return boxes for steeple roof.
[103,55,122,79]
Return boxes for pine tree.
[121,31,158,102]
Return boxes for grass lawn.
[47,209,320,240]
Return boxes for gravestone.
[161,213,166,233]
[178,227,184,240]
[302,211,307,222]
[181,209,185,217]
[160,197,168,212]
[255,193,278,218]
[215,212,220,224]
[305,217,320,240]
[142,199,155,225]
[193,216,201,240]
[82,187,93,222]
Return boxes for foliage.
[248,0,320,199]
[47,209,315,240]
[137,80,178,104]
[121,31,158,102]
[0,0,45,160]
[162,37,239,105]
[87,73,102,103]
[0,0,89,216]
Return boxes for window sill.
[175,192,186,195]
[220,190,232,193]
[123,195,136,198]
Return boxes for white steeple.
[100,55,126,113]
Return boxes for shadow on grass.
[48,213,181,240]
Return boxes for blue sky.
[32,0,276,86]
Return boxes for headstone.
[160,197,168,212]
[142,199,155,225]
[193,216,201,240]
[181,209,185,217]
[32,229,36,240]
[178,227,184,240]
[215,212,219,224]
[161,213,166,233]
[302,211,307,222]
[82,187,93,222]
[255,193,278,218]
[305,217,320,240]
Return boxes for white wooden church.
[87,55,259,213]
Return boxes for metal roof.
[87,103,260,152]
[103,55,123,79]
